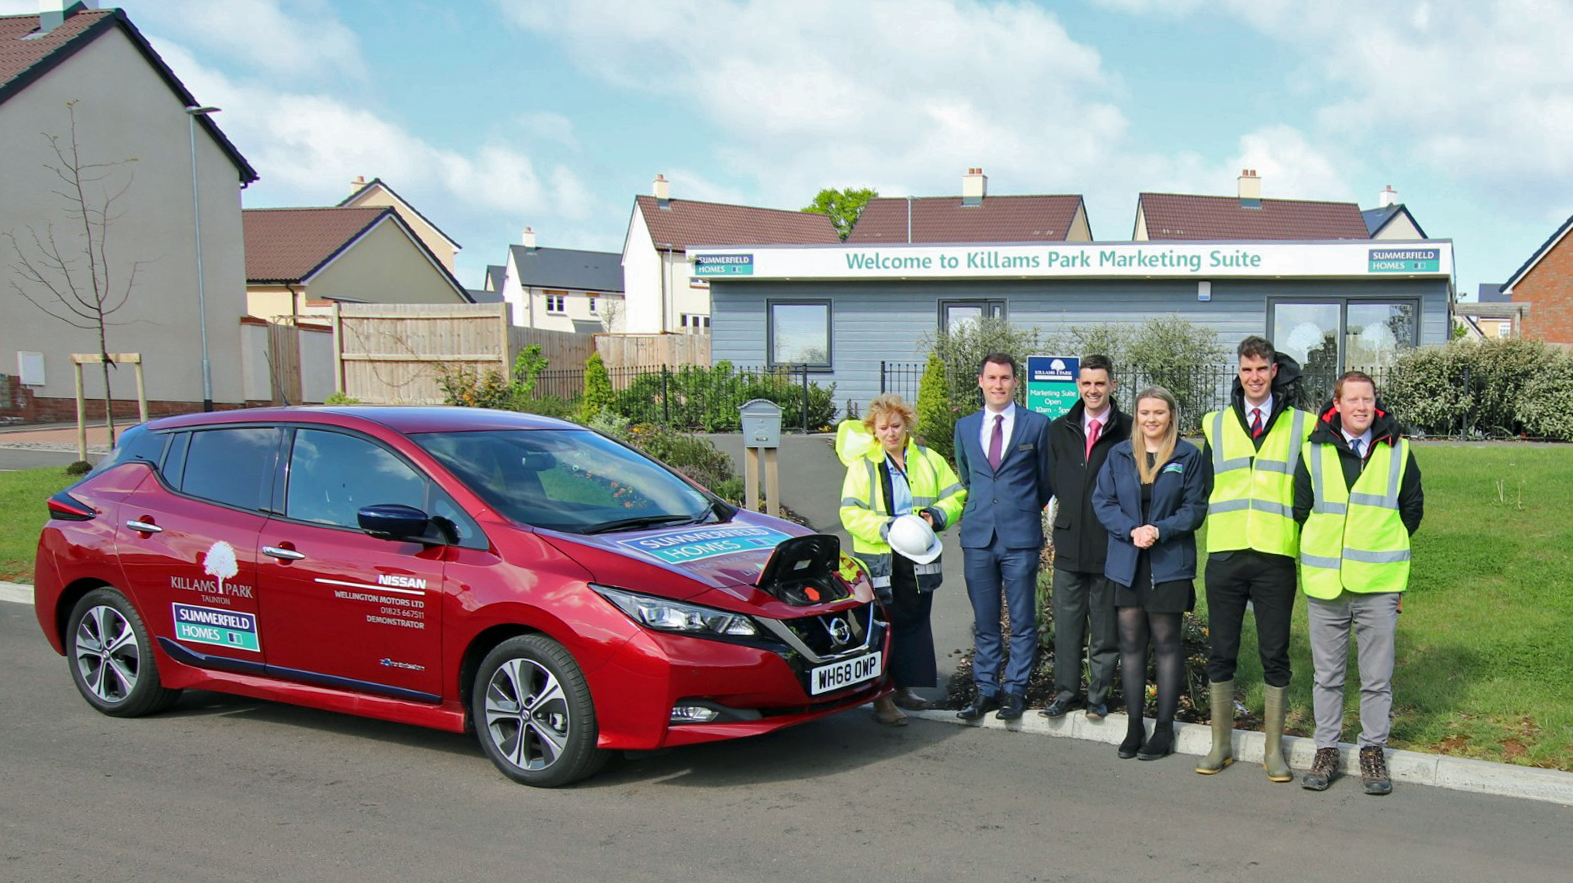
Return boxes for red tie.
[1085,418,1101,461]
[1250,408,1264,438]
[987,414,1003,469]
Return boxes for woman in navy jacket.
[1093,386,1212,761]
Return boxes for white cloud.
[498,0,1131,208]
[1200,0,1573,203]
[121,0,368,83]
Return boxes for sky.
[11,0,1573,299]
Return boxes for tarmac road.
[3,599,1569,883]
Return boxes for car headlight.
[592,585,759,637]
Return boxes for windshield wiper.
[584,514,701,535]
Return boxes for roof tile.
[243,207,389,283]
[1138,193,1369,241]
[636,195,839,250]
[846,195,1086,244]
[0,9,114,90]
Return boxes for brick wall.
[0,384,263,425]
[1515,232,1573,343]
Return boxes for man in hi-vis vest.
[1195,336,1313,782]
[1293,371,1423,796]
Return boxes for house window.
[1268,298,1419,388]
[939,299,1006,332]
[679,313,711,332]
[545,293,566,314]
[768,301,831,368]
[587,296,597,314]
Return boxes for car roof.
[142,406,585,435]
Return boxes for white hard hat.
[887,514,942,565]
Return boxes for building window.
[679,313,710,333]
[768,301,831,368]
[545,293,566,314]
[1268,298,1418,387]
[587,296,597,314]
[939,299,1006,332]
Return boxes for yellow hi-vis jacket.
[835,420,965,591]
[1201,405,1312,557]
[1298,439,1412,598]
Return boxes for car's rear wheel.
[66,588,181,717]
[472,635,606,787]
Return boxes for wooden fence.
[333,303,710,404]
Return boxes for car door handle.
[262,545,306,561]
[125,520,163,533]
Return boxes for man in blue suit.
[952,353,1053,720]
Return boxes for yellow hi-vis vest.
[1202,406,1311,557]
[1298,439,1412,599]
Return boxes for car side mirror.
[358,504,437,544]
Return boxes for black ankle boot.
[1138,723,1174,760]
[1118,720,1145,759]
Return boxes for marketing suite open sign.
[1368,247,1440,273]
[1027,356,1079,419]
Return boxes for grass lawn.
[1196,442,1573,770]
[0,466,75,582]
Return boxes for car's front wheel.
[472,635,606,787]
[66,588,181,717]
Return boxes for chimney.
[653,174,671,209]
[38,0,97,34]
[349,174,367,195]
[962,167,987,206]
[1238,168,1262,208]
[521,226,536,249]
[1379,184,1399,208]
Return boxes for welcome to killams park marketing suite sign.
[690,241,1452,281]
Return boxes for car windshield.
[413,428,720,534]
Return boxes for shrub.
[608,362,837,432]
[323,391,361,405]
[1046,317,1227,430]
[1383,338,1561,437]
[579,351,614,423]
[1516,350,1573,440]
[436,345,552,412]
[915,351,955,459]
[623,423,740,499]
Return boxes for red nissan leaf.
[33,407,887,786]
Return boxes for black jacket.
[1048,398,1133,573]
[1293,403,1424,535]
[1200,349,1305,457]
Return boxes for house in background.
[1131,170,1439,377]
[341,175,462,273]
[847,167,1092,331]
[1456,283,1524,340]
[621,175,841,334]
[1363,185,1428,240]
[501,227,624,332]
[243,206,472,322]
[848,168,1091,245]
[1498,213,1573,343]
[0,2,257,420]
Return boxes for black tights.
[1119,606,1184,728]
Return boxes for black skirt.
[1115,548,1195,614]
[885,552,937,688]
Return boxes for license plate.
[809,651,882,696]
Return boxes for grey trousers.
[1050,567,1119,705]
[1307,591,1401,749]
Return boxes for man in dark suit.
[953,353,1053,721]
[1042,355,1131,721]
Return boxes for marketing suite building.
[694,235,1454,416]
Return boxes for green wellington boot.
[1195,680,1235,774]
[1262,684,1293,782]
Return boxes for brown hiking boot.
[1360,745,1393,796]
[1302,747,1339,791]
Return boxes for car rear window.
[180,427,277,511]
